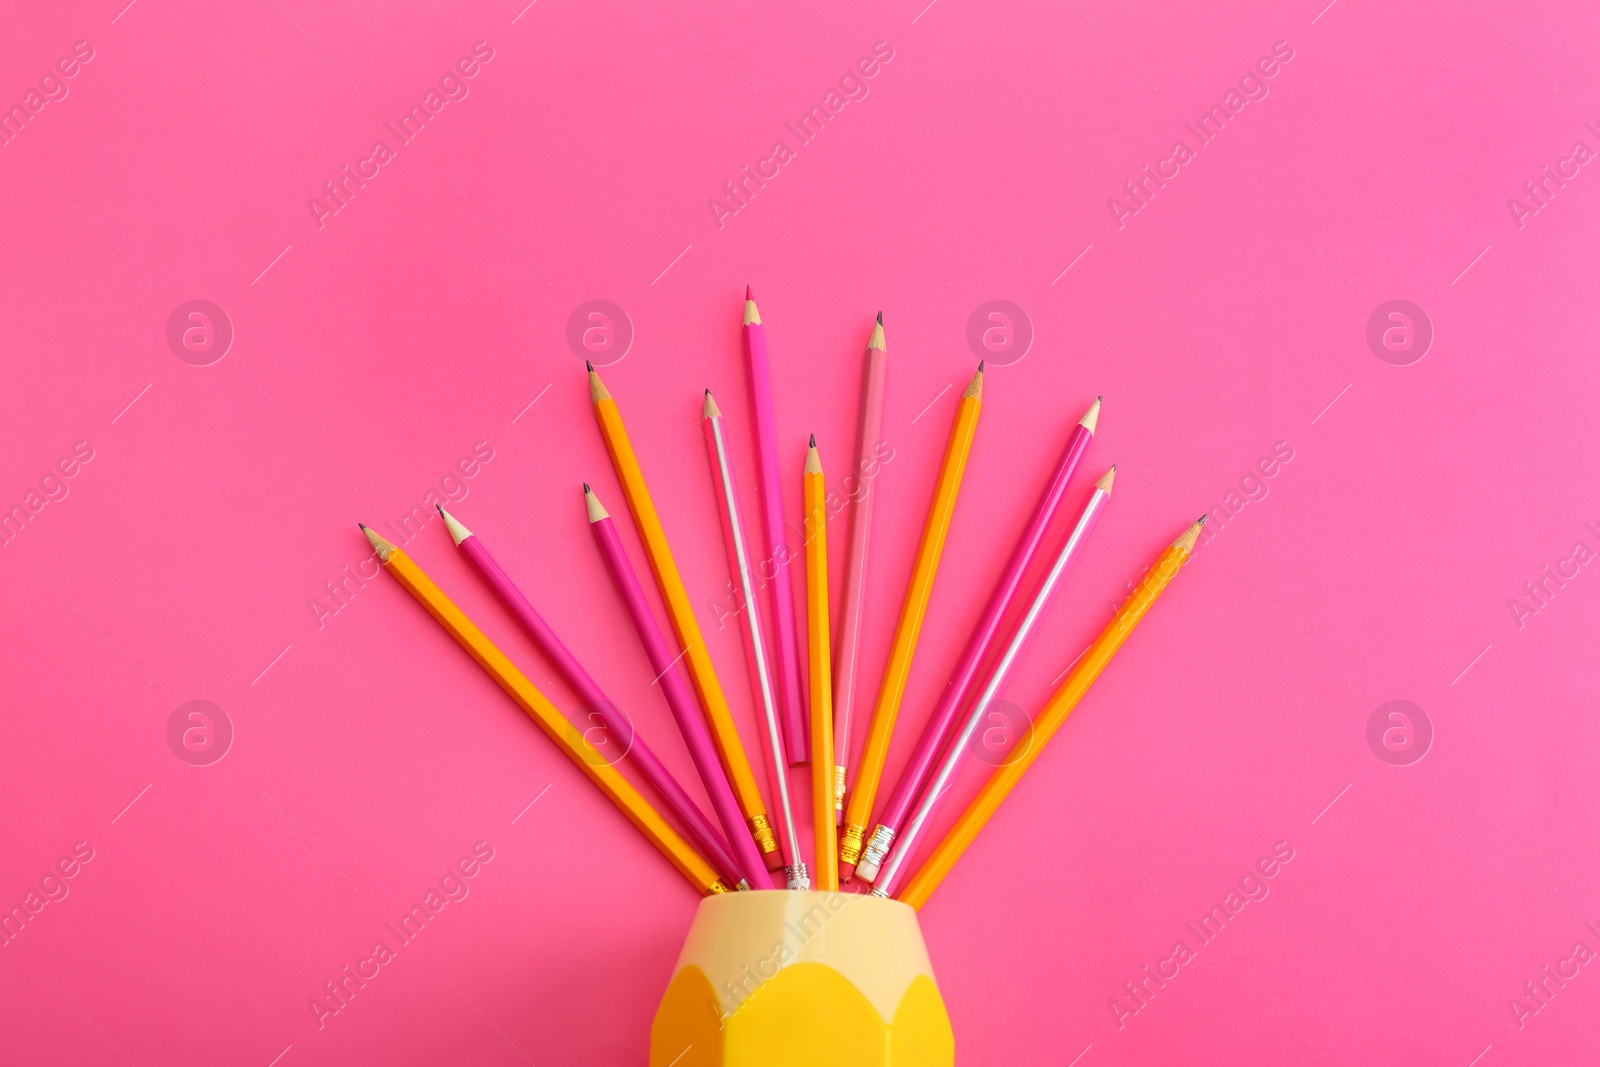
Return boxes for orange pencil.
[359,525,730,896]
[803,436,838,890]
[897,518,1205,910]
[586,363,782,870]
[840,363,985,879]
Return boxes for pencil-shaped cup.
[650,891,953,1066]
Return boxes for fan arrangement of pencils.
[361,288,1203,907]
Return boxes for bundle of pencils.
[358,290,1204,904]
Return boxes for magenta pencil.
[831,312,888,824]
[742,287,808,764]
[436,507,750,889]
[853,398,1101,880]
[583,485,771,888]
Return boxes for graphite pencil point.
[1079,397,1102,433]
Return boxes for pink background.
[3,0,1598,1063]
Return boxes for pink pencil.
[853,398,1101,880]
[742,287,808,764]
[436,506,750,889]
[583,484,771,888]
[832,312,888,824]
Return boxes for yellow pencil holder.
[650,890,954,1066]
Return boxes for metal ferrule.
[859,824,895,869]
[750,814,779,856]
[838,823,865,865]
[785,863,811,891]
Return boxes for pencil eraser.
[839,861,857,884]
[763,848,785,872]
[853,856,881,883]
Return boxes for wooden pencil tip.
[1079,396,1102,434]
[743,295,761,326]
[588,366,611,403]
[1173,517,1206,553]
[361,523,397,562]
[868,315,886,351]
[584,485,610,523]
[805,438,822,474]
[702,390,721,420]
[438,507,472,546]
[1094,465,1116,493]
[962,364,985,399]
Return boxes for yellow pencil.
[803,436,838,890]
[360,524,730,896]
[898,518,1206,909]
[586,364,782,869]
[840,363,985,879]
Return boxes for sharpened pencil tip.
[586,360,593,372]
[584,485,609,523]
[438,506,472,545]
[361,523,397,561]
[587,365,611,403]
[745,284,752,300]
[1079,396,1102,434]
[810,433,816,446]
[358,522,367,531]
[1173,517,1205,553]
[702,390,721,419]
[868,313,886,351]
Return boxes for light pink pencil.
[701,391,809,889]
[584,484,772,888]
[832,312,888,823]
[742,287,808,765]
[868,467,1116,897]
